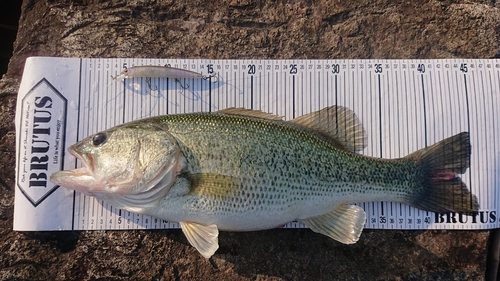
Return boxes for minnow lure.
[112,65,217,82]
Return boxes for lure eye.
[92,133,107,147]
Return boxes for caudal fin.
[406,132,479,213]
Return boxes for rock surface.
[1,0,499,280]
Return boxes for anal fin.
[299,204,366,244]
[180,221,219,258]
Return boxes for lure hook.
[146,78,158,91]
[175,78,189,90]
[202,74,219,83]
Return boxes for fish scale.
[146,112,428,222]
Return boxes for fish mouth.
[67,144,93,173]
[49,144,99,192]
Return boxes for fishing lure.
[112,65,217,82]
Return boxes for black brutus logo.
[17,78,67,207]
[435,211,497,224]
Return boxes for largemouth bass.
[50,106,478,258]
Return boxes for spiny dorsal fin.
[290,106,367,152]
[218,108,284,121]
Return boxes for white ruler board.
[14,57,500,231]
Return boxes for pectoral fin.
[299,204,366,244]
[180,221,219,258]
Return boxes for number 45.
[460,63,468,73]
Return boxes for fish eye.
[92,132,107,147]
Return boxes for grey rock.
[1,0,497,280]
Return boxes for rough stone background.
[1,0,499,280]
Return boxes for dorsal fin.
[218,107,283,121]
[290,106,367,152]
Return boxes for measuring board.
[14,57,500,231]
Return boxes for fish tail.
[406,132,479,213]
